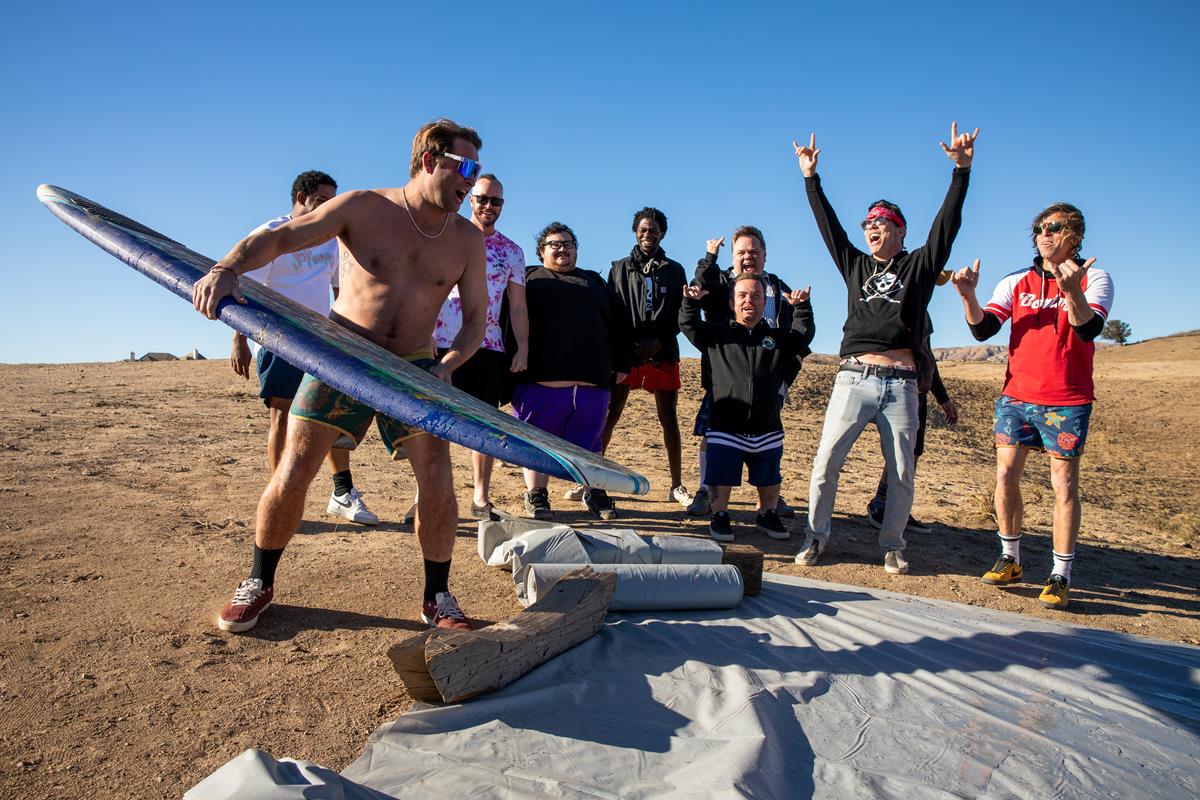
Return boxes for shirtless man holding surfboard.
[193,118,488,633]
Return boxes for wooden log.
[721,544,763,596]
[387,567,616,704]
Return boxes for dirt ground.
[1,334,1197,798]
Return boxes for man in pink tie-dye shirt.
[434,174,529,518]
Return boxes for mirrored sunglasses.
[441,152,482,180]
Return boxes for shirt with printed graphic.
[434,230,525,352]
[241,215,339,315]
[982,263,1114,405]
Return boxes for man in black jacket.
[680,272,814,542]
[688,227,803,519]
[599,207,692,507]
[792,123,977,575]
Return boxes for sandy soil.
[1,334,1197,798]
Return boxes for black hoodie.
[679,294,815,435]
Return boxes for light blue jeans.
[807,370,919,552]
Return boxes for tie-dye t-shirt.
[434,230,525,352]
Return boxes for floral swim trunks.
[992,395,1092,458]
[288,350,437,460]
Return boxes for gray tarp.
[189,575,1200,799]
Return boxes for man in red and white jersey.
[952,203,1113,610]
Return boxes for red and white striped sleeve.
[1082,267,1114,320]
[983,268,1026,323]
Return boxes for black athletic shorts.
[438,347,509,407]
[256,347,306,406]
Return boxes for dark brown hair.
[1031,203,1085,257]
[409,119,483,178]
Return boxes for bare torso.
[853,348,917,369]
[331,188,482,356]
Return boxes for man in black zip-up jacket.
[680,272,814,542]
[599,207,692,508]
[687,226,806,519]
[792,123,977,576]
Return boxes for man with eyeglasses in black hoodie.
[792,122,978,576]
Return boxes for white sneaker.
[563,484,587,501]
[327,488,379,525]
[794,534,823,566]
[669,485,694,507]
[884,550,910,575]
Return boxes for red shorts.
[619,360,681,392]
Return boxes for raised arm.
[922,122,979,271]
[782,286,816,357]
[192,192,358,319]
[952,259,1003,341]
[678,284,715,348]
[695,237,730,321]
[794,134,860,277]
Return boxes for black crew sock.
[423,559,452,603]
[331,470,354,497]
[250,545,285,589]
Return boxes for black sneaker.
[905,515,933,534]
[866,502,884,529]
[755,508,790,540]
[775,497,797,519]
[524,488,552,521]
[708,511,734,542]
[583,489,618,521]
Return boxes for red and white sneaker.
[420,592,473,631]
[217,578,273,633]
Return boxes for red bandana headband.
[865,206,905,228]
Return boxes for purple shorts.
[512,383,610,453]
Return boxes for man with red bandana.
[793,123,977,575]
[952,203,1114,610]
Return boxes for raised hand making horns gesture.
[939,121,980,169]
[793,133,820,178]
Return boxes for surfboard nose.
[36,184,68,203]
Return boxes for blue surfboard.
[38,184,650,495]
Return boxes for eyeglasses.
[440,152,482,180]
[473,195,504,207]
[860,218,893,230]
[1033,221,1068,235]
[543,240,577,251]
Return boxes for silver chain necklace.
[401,187,451,239]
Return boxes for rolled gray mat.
[525,563,743,611]
[649,535,723,565]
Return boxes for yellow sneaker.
[981,555,1023,585]
[1039,575,1070,609]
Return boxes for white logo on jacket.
[1018,292,1064,310]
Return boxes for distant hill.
[932,345,1009,362]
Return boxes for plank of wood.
[385,630,440,703]
[387,567,616,704]
[721,544,763,596]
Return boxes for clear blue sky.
[2,1,1195,363]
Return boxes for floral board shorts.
[992,395,1092,459]
[288,350,437,460]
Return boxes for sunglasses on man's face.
[473,195,504,207]
[860,218,893,230]
[1033,221,1068,236]
[441,152,482,180]
[543,240,576,252]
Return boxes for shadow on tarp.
[389,579,1200,754]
